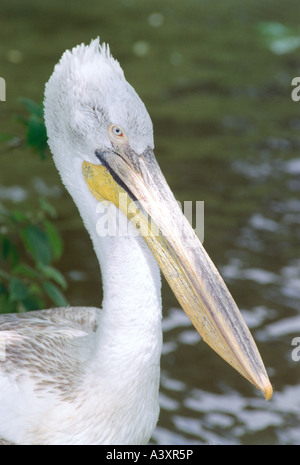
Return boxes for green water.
[1,0,300,444]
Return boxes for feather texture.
[0,39,162,445]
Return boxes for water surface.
[1,0,300,445]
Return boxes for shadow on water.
[1,0,300,445]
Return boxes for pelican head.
[44,39,153,174]
[44,38,272,401]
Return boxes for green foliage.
[0,200,68,313]
[257,21,300,55]
[14,98,48,159]
[0,98,68,314]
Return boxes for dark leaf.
[9,277,29,302]
[43,281,68,307]
[0,269,10,281]
[0,294,17,314]
[0,282,7,294]
[38,264,67,290]
[19,97,44,118]
[27,114,48,157]
[38,198,57,218]
[43,220,63,260]
[12,262,39,279]
[1,236,19,267]
[21,294,44,311]
[11,209,28,222]
[20,224,52,266]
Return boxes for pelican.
[0,39,272,445]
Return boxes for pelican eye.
[111,125,124,137]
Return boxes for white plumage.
[0,38,272,445]
[0,39,161,445]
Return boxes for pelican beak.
[82,143,273,401]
